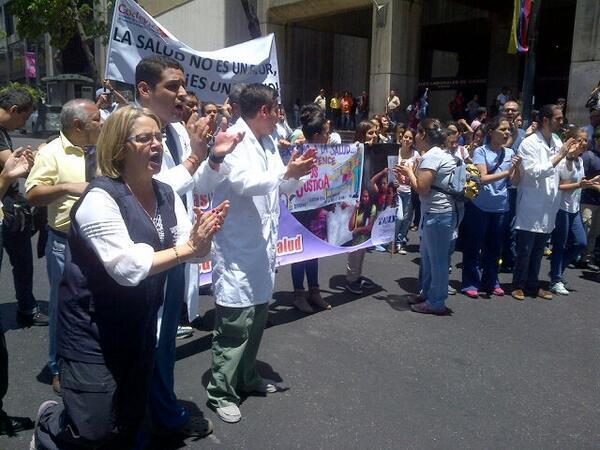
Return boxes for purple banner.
[25,52,36,78]
[198,143,402,286]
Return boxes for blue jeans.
[291,259,319,290]
[513,230,549,292]
[419,211,456,311]
[395,190,413,246]
[550,209,587,283]
[46,229,67,375]
[149,263,188,430]
[1,222,37,315]
[342,113,351,130]
[461,202,508,292]
[501,188,517,268]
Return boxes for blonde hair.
[96,106,161,178]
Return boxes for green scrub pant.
[206,303,269,408]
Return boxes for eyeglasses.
[503,108,518,112]
[127,132,165,145]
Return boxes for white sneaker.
[550,281,569,295]
[215,404,241,423]
[254,378,278,394]
[176,325,194,340]
[398,246,407,255]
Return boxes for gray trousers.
[35,354,153,450]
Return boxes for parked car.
[23,105,61,135]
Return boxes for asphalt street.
[1,134,599,449]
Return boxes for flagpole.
[521,0,542,124]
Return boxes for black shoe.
[345,279,363,295]
[586,262,600,272]
[0,410,34,436]
[359,276,375,289]
[16,311,49,327]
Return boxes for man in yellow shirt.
[25,98,102,393]
[329,92,341,130]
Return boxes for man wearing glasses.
[500,100,526,273]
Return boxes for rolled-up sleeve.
[75,188,155,286]
[25,150,58,192]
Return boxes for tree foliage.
[0,82,42,102]
[9,0,112,83]
[9,0,110,50]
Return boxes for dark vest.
[56,176,177,364]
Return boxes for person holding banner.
[135,55,242,437]
[345,120,378,295]
[345,188,377,294]
[32,106,227,450]
[396,118,456,315]
[205,84,316,424]
[291,104,332,314]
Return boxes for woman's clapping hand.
[187,201,230,258]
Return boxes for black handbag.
[2,198,34,234]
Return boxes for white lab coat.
[515,131,563,234]
[206,118,302,308]
[154,121,227,319]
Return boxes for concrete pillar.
[486,10,520,112]
[566,0,600,126]
[368,0,422,116]
[94,0,109,83]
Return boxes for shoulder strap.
[489,147,506,174]
[431,154,461,195]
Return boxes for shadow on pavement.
[0,300,49,332]
[175,334,212,362]
[147,400,212,450]
[580,270,599,283]
[395,276,419,293]
[176,275,383,362]
[269,274,383,327]
[372,293,412,311]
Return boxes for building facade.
[0,0,596,125]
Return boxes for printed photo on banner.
[198,143,401,285]
[106,0,280,104]
[280,143,363,213]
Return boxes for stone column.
[257,1,291,103]
[368,0,422,116]
[486,10,520,112]
[566,0,600,126]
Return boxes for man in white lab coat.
[135,55,241,438]
[205,84,316,424]
[512,104,577,301]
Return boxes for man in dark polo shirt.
[581,125,600,270]
[0,87,48,326]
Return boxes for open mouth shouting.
[149,150,163,171]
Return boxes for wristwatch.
[208,149,225,164]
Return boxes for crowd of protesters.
[0,64,599,448]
